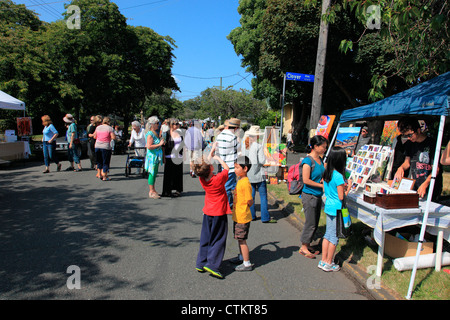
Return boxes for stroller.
[125,147,147,178]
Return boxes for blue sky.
[18,0,254,101]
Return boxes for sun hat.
[228,118,241,128]
[246,125,264,136]
[63,114,75,123]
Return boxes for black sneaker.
[229,256,243,265]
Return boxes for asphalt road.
[0,152,369,302]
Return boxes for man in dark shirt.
[394,117,442,201]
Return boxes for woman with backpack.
[299,135,328,259]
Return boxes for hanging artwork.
[335,127,361,156]
[380,121,400,146]
[263,126,286,168]
[315,115,335,139]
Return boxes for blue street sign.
[286,72,315,82]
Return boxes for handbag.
[336,197,352,239]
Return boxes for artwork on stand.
[380,121,400,146]
[315,115,335,139]
[335,127,361,156]
[17,117,32,136]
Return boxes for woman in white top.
[128,121,146,157]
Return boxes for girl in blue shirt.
[319,146,352,272]
[299,135,327,259]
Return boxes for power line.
[34,0,61,18]
[121,0,170,11]
[173,73,239,80]
[28,0,61,20]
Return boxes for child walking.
[194,154,231,279]
[231,156,254,271]
[320,146,352,272]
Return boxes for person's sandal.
[149,192,160,199]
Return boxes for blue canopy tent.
[327,72,449,299]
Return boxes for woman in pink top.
[93,117,116,181]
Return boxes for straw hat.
[228,118,241,128]
[63,114,75,123]
[246,125,264,136]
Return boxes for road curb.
[267,191,403,300]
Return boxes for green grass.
[268,183,450,300]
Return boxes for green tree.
[308,0,449,100]
[228,0,374,143]
[183,87,267,123]
[0,0,62,124]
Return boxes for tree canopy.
[0,0,179,133]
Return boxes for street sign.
[286,72,315,83]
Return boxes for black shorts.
[233,221,251,240]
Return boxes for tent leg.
[435,229,443,272]
[376,231,385,277]
[325,123,340,162]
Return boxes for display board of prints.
[346,144,392,192]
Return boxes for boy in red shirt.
[194,155,230,279]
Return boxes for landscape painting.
[335,127,361,156]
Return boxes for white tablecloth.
[347,192,450,245]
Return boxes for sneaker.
[322,262,341,272]
[262,218,277,223]
[195,267,205,273]
[235,263,254,272]
[203,266,224,279]
[318,260,326,270]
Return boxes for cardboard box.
[384,232,433,258]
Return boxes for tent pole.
[406,115,446,300]
[325,123,340,162]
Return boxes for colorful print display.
[346,144,392,192]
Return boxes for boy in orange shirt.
[231,156,254,271]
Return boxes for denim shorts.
[324,214,339,246]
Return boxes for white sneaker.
[322,262,340,272]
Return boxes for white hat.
[246,125,264,136]
[63,114,75,123]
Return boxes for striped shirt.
[216,129,239,172]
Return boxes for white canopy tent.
[0,90,26,116]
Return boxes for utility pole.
[310,0,330,143]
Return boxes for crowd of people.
[39,114,449,279]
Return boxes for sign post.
[281,72,315,144]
